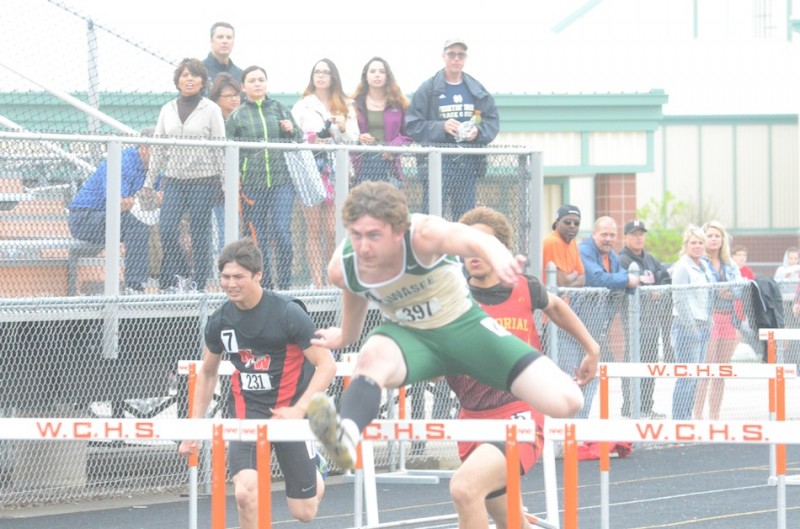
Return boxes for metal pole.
[0,63,138,135]
[188,466,197,529]
[628,262,642,420]
[335,148,349,244]
[86,19,100,136]
[102,141,121,360]
[223,145,239,249]
[546,262,560,365]
[428,151,442,217]
[529,151,544,278]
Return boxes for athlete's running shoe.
[314,452,328,480]
[306,394,357,470]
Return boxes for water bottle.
[455,110,482,143]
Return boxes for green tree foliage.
[636,192,689,265]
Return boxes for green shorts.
[370,304,541,391]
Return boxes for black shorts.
[228,440,318,499]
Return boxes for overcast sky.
[3,0,799,114]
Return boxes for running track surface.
[2,443,799,529]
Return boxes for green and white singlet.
[340,218,472,329]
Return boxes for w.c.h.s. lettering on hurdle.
[32,419,157,440]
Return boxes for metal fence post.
[335,148,350,244]
[102,140,121,360]
[627,262,642,419]
[528,151,543,278]
[428,150,442,217]
[223,145,239,249]
[546,262,560,365]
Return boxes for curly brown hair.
[342,181,410,233]
[459,207,513,250]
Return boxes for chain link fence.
[3,280,800,508]
[0,131,537,507]
[0,132,534,297]
[546,280,800,426]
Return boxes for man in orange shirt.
[542,205,584,287]
[542,205,598,419]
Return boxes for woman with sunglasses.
[291,58,358,289]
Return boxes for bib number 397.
[242,373,272,391]
[395,298,441,322]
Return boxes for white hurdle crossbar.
[548,418,800,529]
[0,417,537,529]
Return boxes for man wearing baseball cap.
[619,219,672,419]
[542,204,595,423]
[405,38,499,221]
[542,204,584,287]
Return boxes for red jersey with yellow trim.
[446,275,548,411]
[204,290,317,419]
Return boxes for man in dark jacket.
[405,38,499,221]
[619,220,672,418]
[202,22,243,95]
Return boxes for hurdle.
[550,415,800,529]
[759,328,800,486]
[178,359,560,528]
[341,382,558,528]
[179,357,442,528]
[0,417,535,529]
[594,361,795,529]
[178,356,360,528]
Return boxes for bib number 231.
[242,373,272,391]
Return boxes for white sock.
[340,418,360,445]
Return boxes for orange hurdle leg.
[505,424,521,529]
[211,424,226,529]
[564,423,578,529]
[257,424,271,529]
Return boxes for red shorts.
[457,400,545,475]
[711,311,738,340]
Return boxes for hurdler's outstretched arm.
[412,215,525,287]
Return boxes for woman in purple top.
[351,57,412,187]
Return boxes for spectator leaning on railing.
[405,38,499,221]
[577,216,638,459]
[542,205,592,418]
[618,219,671,419]
[144,58,225,293]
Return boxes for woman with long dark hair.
[351,56,412,187]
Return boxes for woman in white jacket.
[145,58,225,292]
[291,58,358,288]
